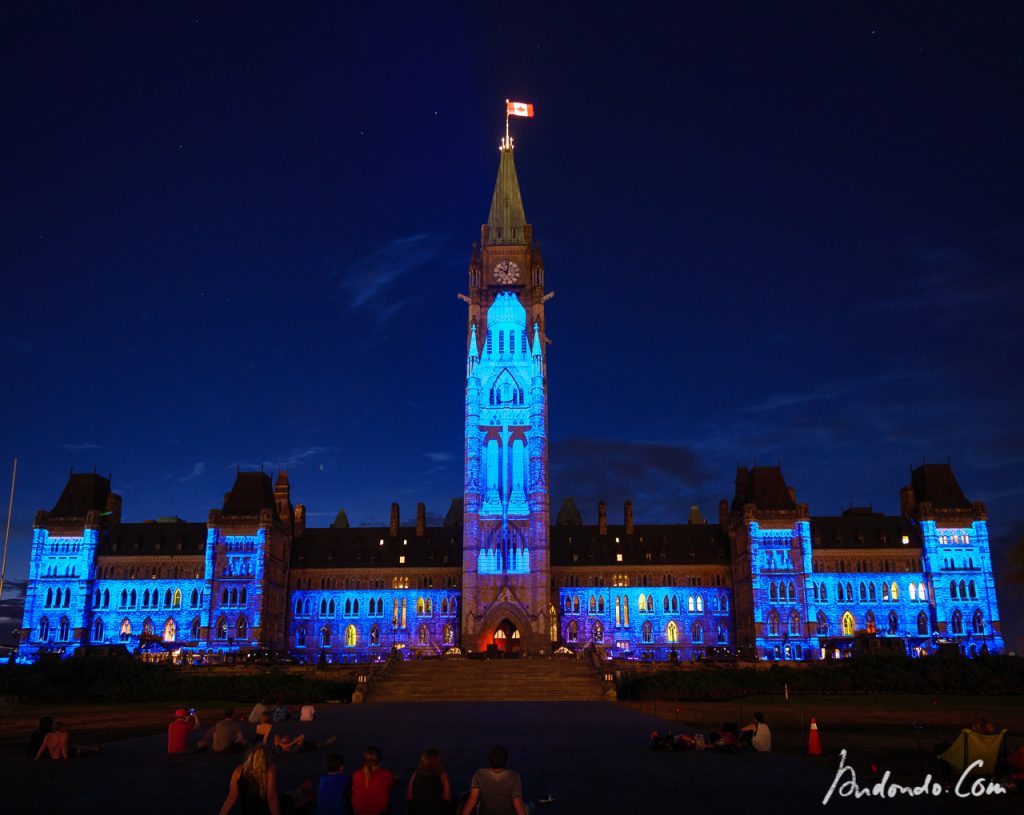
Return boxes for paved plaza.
[0,702,977,814]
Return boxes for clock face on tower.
[492,259,521,284]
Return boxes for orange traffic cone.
[808,718,823,755]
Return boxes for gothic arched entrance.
[493,619,520,653]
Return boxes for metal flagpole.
[505,98,510,148]
[0,458,15,606]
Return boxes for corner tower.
[461,134,551,653]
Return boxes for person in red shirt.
[167,708,201,754]
[351,745,394,815]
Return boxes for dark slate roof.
[731,466,797,512]
[222,472,279,520]
[549,524,730,567]
[810,513,919,550]
[292,527,463,569]
[50,473,111,518]
[911,464,971,510]
[97,522,207,556]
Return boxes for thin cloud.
[336,233,448,318]
[231,446,334,472]
[179,461,206,482]
[424,452,453,463]
[59,442,101,451]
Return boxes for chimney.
[624,500,634,535]
[294,504,306,537]
[416,502,426,537]
[390,503,400,537]
[598,500,607,536]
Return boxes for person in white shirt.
[741,712,771,752]
[299,703,316,722]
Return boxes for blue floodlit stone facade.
[17,141,1006,663]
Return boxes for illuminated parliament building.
[18,136,1005,663]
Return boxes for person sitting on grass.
[199,708,247,754]
[219,744,282,815]
[300,702,317,722]
[26,716,53,758]
[34,721,101,760]
[274,732,337,754]
[740,712,771,752]
[461,745,526,815]
[406,747,452,814]
[168,708,201,754]
[316,752,351,815]
[272,700,291,723]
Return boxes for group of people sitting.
[650,712,772,753]
[217,742,531,815]
[168,702,333,755]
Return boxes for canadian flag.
[507,101,535,118]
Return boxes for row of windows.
[949,580,979,601]
[943,557,977,571]
[42,587,72,608]
[292,575,460,590]
[96,565,202,580]
[48,541,82,553]
[565,619,730,646]
[485,329,528,357]
[41,564,79,577]
[812,558,922,574]
[561,593,729,616]
[294,622,458,649]
[563,573,727,588]
[91,587,203,610]
[819,580,925,604]
[293,595,459,618]
[809,608,984,638]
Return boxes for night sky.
[2,4,1022,648]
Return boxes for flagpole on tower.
[505,98,511,149]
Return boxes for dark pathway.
[0,702,983,814]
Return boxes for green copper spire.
[485,144,528,245]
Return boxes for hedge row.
[0,659,355,704]
[617,655,1024,701]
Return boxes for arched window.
[142,589,150,608]
[917,582,926,602]
[881,582,889,602]
[846,583,853,601]
[592,621,603,642]
[296,626,307,647]
[949,581,957,600]
[319,598,327,616]
[164,618,176,642]
[320,624,331,647]
[172,589,182,608]
[859,582,867,602]
[968,581,976,600]
[372,624,382,646]
[295,599,303,615]
[143,618,154,636]
[647,594,655,613]
[958,581,967,600]
[816,611,828,636]
[103,589,110,608]
[951,609,963,635]
[345,624,357,647]
[767,610,780,636]
[573,596,580,613]
[666,620,679,643]
[129,589,137,607]
[598,596,605,613]
[917,611,929,636]
[120,618,132,639]
[788,582,796,602]
[972,610,984,634]
[230,587,238,605]
[691,621,703,644]
[45,588,53,608]
[58,616,71,640]
[819,583,827,602]
[564,596,572,613]
[567,620,578,642]
[164,589,172,607]
[663,595,670,612]
[39,616,50,641]
[687,595,695,612]
[222,588,229,604]
[216,617,227,639]
[696,595,704,613]
[190,618,201,640]
[869,583,877,601]
[769,583,778,602]
[841,612,855,636]
[671,595,678,612]
[717,624,728,643]
[305,599,312,616]
[93,617,104,642]
[637,594,647,613]
[887,611,898,635]
[788,611,800,636]
[837,583,845,602]
[890,582,899,601]
[236,617,248,640]
[239,588,247,606]
[865,611,876,634]
[909,582,917,601]
[418,624,429,645]
[615,596,621,627]
[642,620,653,643]
[191,589,199,608]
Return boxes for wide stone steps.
[367,657,606,702]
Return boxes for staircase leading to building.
[367,656,607,702]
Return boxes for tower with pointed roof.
[461,133,552,653]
